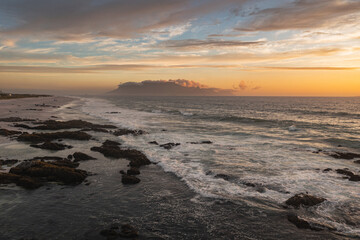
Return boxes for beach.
[0,95,358,240]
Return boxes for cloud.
[236,0,360,32]
[157,39,264,50]
[109,79,237,96]
[262,66,358,71]
[238,80,247,90]
[0,0,248,41]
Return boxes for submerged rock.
[121,174,140,184]
[148,141,159,145]
[159,142,180,150]
[113,129,146,136]
[30,141,72,151]
[17,131,92,143]
[285,193,326,208]
[73,152,96,162]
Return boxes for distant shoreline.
[0,94,52,100]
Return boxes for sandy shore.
[0,96,344,240]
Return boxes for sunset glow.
[0,0,359,96]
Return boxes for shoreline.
[0,96,353,239]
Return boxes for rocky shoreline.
[0,96,358,239]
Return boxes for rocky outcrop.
[285,193,326,208]
[336,169,360,181]
[17,131,92,143]
[73,152,96,162]
[159,142,180,150]
[121,174,140,184]
[0,128,22,136]
[0,172,43,189]
[287,214,322,231]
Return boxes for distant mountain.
[108,80,236,96]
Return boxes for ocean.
[81,96,360,238]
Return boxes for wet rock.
[0,128,22,136]
[17,120,117,131]
[27,156,65,161]
[127,167,140,175]
[91,140,150,167]
[0,117,34,122]
[159,142,180,150]
[67,154,73,160]
[30,141,72,151]
[189,140,213,144]
[148,141,159,145]
[119,224,139,238]
[0,159,19,166]
[73,152,96,162]
[17,131,92,143]
[214,174,230,181]
[9,161,88,185]
[0,172,42,189]
[113,129,146,136]
[328,151,360,160]
[287,214,322,231]
[336,169,360,181]
[122,174,140,184]
[354,160,360,164]
[51,159,79,168]
[323,168,332,172]
[285,193,326,208]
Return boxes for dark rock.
[119,170,125,174]
[122,174,140,184]
[328,151,360,160]
[67,154,73,160]
[113,129,146,136]
[17,131,92,143]
[323,168,332,172]
[91,141,150,167]
[0,117,34,122]
[336,169,360,181]
[189,140,213,144]
[30,141,72,151]
[17,120,117,131]
[148,141,159,145]
[354,160,360,164]
[0,128,22,136]
[127,167,140,175]
[119,224,139,238]
[0,159,19,166]
[51,159,79,168]
[27,156,65,161]
[287,214,322,231]
[9,161,88,185]
[73,152,96,162]
[285,193,326,208]
[214,174,230,181]
[159,142,180,150]
[0,172,42,189]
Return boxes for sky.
[0,0,359,96]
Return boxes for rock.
[9,161,88,185]
[30,141,72,151]
[159,142,180,150]
[323,168,332,172]
[67,155,73,160]
[73,152,96,162]
[328,151,360,160]
[285,193,326,208]
[287,214,322,231]
[51,159,79,168]
[91,141,150,167]
[119,224,139,238]
[214,174,230,181]
[189,140,213,144]
[119,170,125,174]
[336,169,360,181]
[17,131,92,143]
[27,156,65,161]
[17,120,117,131]
[354,160,360,164]
[122,174,140,184]
[0,117,34,122]
[113,129,145,136]
[0,172,42,189]
[127,167,140,175]
[148,141,159,145]
[0,128,22,136]
[0,159,19,166]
